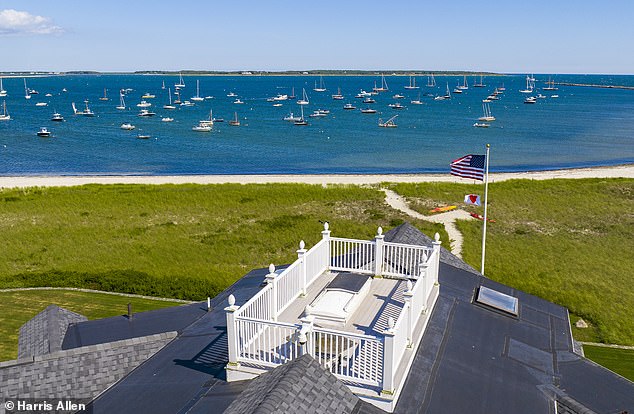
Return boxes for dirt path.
[382,189,473,258]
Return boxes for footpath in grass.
[0,183,446,300]
[0,289,182,361]
[388,178,634,346]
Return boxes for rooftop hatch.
[476,286,519,316]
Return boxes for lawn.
[0,289,182,361]
[388,178,634,346]
[0,183,446,301]
[583,345,634,382]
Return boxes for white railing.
[382,242,432,279]
[329,237,375,274]
[236,317,301,367]
[227,223,443,397]
[312,326,384,387]
[305,238,329,286]
[276,260,302,315]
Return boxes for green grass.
[388,179,634,345]
[583,345,634,382]
[0,183,446,301]
[0,289,181,361]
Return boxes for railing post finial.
[322,222,331,240]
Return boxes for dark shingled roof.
[224,354,359,414]
[18,304,87,358]
[70,223,633,413]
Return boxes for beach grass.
[0,183,446,301]
[582,345,634,382]
[0,289,182,361]
[387,178,634,346]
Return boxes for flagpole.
[481,144,490,275]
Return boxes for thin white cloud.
[0,9,63,36]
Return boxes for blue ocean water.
[0,74,633,175]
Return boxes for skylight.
[476,286,519,316]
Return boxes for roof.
[223,354,359,414]
[73,223,633,413]
[18,304,87,358]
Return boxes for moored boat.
[37,127,51,137]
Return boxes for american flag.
[450,154,486,181]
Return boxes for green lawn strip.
[583,345,634,382]
[0,183,446,298]
[390,178,634,345]
[0,289,181,361]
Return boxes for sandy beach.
[0,165,632,188]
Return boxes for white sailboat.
[457,75,468,90]
[478,103,495,121]
[99,88,108,101]
[0,78,7,97]
[294,105,308,125]
[373,74,389,92]
[313,76,326,92]
[427,74,436,87]
[543,76,558,91]
[331,87,344,100]
[175,72,186,88]
[0,101,10,121]
[161,80,166,90]
[473,75,486,88]
[24,79,31,100]
[519,75,534,93]
[163,88,176,109]
[116,91,126,110]
[297,88,309,105]
[191,80,204,102]
[404,76,419,90]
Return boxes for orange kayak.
[429,205,457,213]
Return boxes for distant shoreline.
[1,165,632,188]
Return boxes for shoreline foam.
[0,165,632,188]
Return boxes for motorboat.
[35,102,48,106]
[136,134,151,139]
[51,112,64,122]
[138,109,156,116]
[343,103,356,110]
[137,100,152,108]
[120,123,136,130]
[180,100,194,107]
[72,101,95,116]
[360,108,377,114]
[226,92,237,97]
[388,102,404,109]
[233,98,244,104]
[192,122,212,132]
[283,112,302,122]
[37,127,51,137]
[524,96,537,104]
[363,97,376,104]
[272,94,288,101]
[141,92,156,99]
[161,117,174,122]
[473,122,490,128]
[392,94,405,99]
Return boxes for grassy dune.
[0,183,445,300]
[388,178,634,346]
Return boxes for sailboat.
[294,105,308,125]
[543,76,558,91]
[373,74,389,92]
[163,88,176,109]
[473,75,486,88]
[410,92,423,105]
[519,75,534,93]
[404,76,419,90]
[229,111,240,126]
[288,86,296,100]
[331,87,344,100]
[297,88,309,105]
[175,72,186,89]
[116,91,126,110]
[434,83,452,100]
[0,78,6,97]
[99,88,108,101]
[427,74,436,87]
[24,79,31,100]
[457,75,468,90]
[161,80,166,90]
[0,101,10,121]
[191,80,204,102]
[478,103,495,121]
[313,76,326,92]
[199,110,214,126]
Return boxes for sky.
[0,0,632,74]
